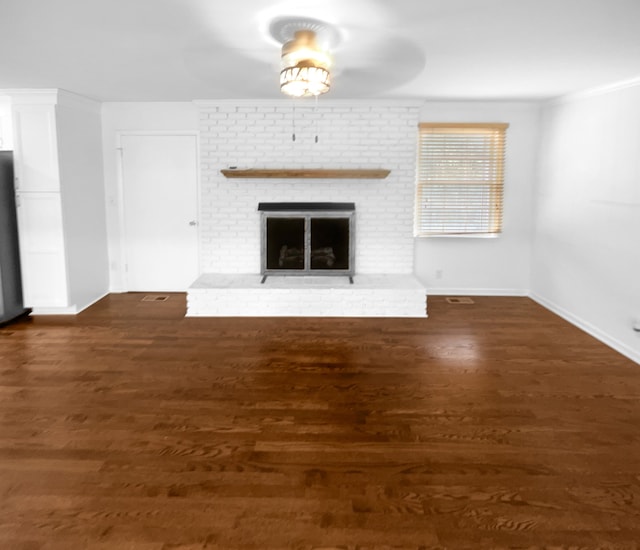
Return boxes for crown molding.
[1,88,100,113]
[548,75,640,106]
[1,88,59,105]
[56,89,101,113]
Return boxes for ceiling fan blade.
[183,36,280,98]
[332,33,426,96]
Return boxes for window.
[414,122,508,237]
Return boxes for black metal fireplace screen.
[258,202,355,281]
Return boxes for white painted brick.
[187,275,426,317]
[197,102,420,274]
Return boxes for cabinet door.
[16,193,68,307]
[12,105,60,192]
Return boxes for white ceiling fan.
[182,1,425,99]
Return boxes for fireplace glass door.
[310,218,350,270]
[259,203,355,278]
[266,217,305,270]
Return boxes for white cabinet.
[12,105,60,192]
[0,100,14,150]
[15,193,68,307]
[11,96,66,310]
[11,90,108,313]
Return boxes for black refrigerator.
[0,151,29,325]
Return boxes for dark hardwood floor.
[1,293,639,549]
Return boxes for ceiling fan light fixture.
[280,30,331,97]
[280,63,330,97]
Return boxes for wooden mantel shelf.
[220,168,390,179]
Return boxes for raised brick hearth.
[187,274,427,317]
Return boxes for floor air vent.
[446,297,474,304]
[142,295,169,302]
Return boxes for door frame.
[115,131,201,291]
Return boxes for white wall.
[57,94,110,310]
[102,100,540,290]
[197,100,420,274]
[532,81,640,363]
[414,101,541,295]
[101,102,198,290]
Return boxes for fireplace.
[258,202,355,282]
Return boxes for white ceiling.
[1,0,639,102]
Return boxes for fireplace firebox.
[258,202,355,282]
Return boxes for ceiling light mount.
[269,17,341,51]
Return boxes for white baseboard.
[530,293,640,365]
[30,292,109,316]
[30,305,79,315]
[427,287,529,297]
[74,292,110,313]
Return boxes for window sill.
[414,233,500,239]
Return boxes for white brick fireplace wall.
[189,99,426,317]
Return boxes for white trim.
[114,133,128,291]
[548,75,640,105]
[530,293,640,366]
[56,89,101,113]
[2,88,100,112]
[2,89,59,105]
[29,292,109,315]
[30,306,80,315]
[426,287,529,296]
[416,233,500,239]
[74,292,109,314]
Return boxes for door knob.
[189,220,197,226]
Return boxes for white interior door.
[121,134,198,291]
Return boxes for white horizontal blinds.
[415,123,508,236]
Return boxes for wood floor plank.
[1,293,639,549]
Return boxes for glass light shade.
[280,30,331,97]
[280,63,330,97]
